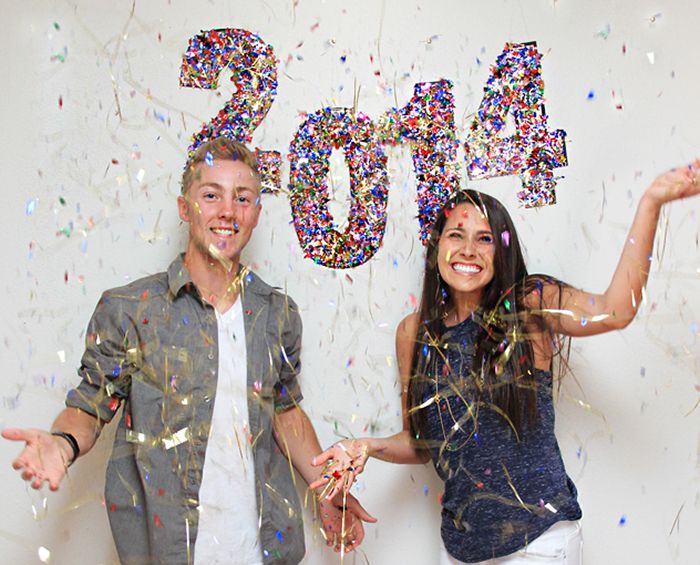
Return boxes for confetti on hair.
[288,107,389,268]
[465,42,567,207]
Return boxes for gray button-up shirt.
[66,255,306,564]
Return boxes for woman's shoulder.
[396,312,420,340]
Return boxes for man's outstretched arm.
[2,407,101,491]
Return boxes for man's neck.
[183,246,242,313]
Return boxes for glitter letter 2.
[288,108,389,269]
[465,42,567,207]
[180,28,282,193]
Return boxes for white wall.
[1,1,699,563]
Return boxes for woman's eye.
[480,234,494,243]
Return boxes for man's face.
[178,158,261,264]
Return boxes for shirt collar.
[166,253,273,298]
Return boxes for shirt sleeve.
[274,294,304,411]
[65,291,134,423]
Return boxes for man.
[3,137,374,564]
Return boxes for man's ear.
[252,201,262,228]
[177,195,190,222]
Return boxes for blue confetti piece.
[112,366,121,377]
[691,322,698,335]
[205,151,214,167]
[587,90,595,100]
[422,344,429,357]
[26,199,36,216]
[423,484,429,496]
[276,530,283,542]
[182,315,189,326]
[618,514,627,526]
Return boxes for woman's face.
[437,202,496,307]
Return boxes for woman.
[312,162,700,563]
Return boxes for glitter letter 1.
[180,28,282,193]
[288,108,389,269]
[465,42,567,207]
[379,80,461,243]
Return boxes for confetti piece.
[38,546,51,563]
[500,230,510,247]
[619,514,628,526]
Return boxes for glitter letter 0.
[180,28,281,193]
[288,108,389,269]
[465,42,567,207]
[379,80,460,243]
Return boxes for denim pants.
[440,521,583,565]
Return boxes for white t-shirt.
[194,299,262,565]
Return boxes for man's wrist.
[51,431,80,466]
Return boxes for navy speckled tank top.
[422,316,582,562]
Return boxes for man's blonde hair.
[181,137,259,194]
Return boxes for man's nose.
[219,197,237,218]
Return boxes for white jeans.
[440,521,583,565]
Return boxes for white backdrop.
[1,1,699,564]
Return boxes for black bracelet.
[51,432,80,466]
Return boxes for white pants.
[440,521,583,565]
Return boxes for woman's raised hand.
[643,159,700,207]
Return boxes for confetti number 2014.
[179,28,282,193]
[181,31,566,268]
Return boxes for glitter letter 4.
[465,42,567,207]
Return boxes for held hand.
[310,439,370,500]
[1,428,72,491]
[317,492,377,553]
[644,159,700,207]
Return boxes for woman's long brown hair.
[407,190,562,442]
